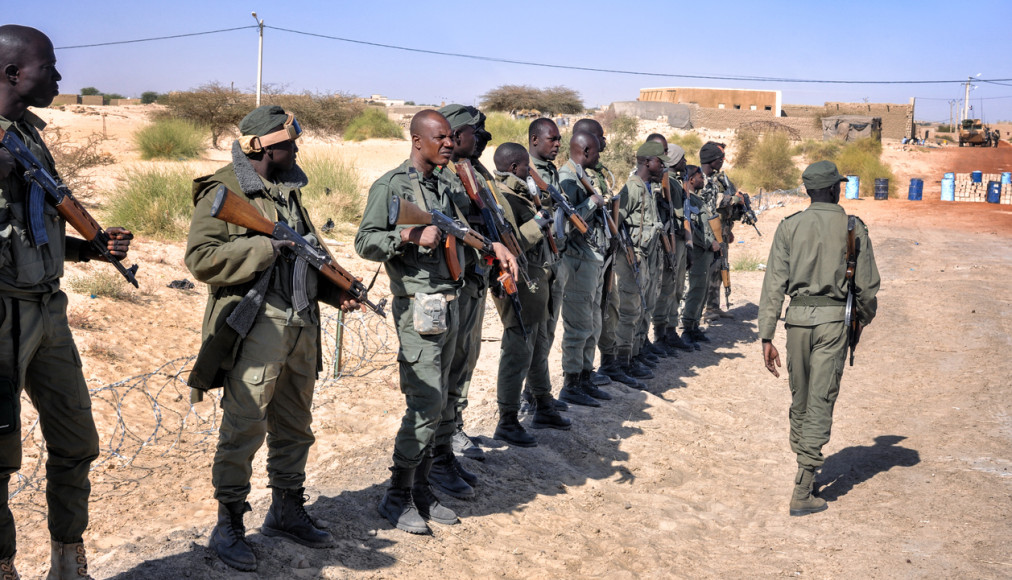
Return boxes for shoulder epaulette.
[783,210,803,220]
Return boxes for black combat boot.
[378,466,429,534]
[599,353,642,387]
[559,372,600,407]
[654,326,679,356]
[621,353,650,387]
[589,369,612,386]
[412,454,459,525]
[520,387,535,415]
[580,370,612,400]
[532,395,572,430]
[429,446,476,499]
[688,322,711,343]
[665,327,693,352]
[494,411,538,447]
[635,351,658,369]
[642,338,668,358]
[680,321,701,351]
[262,487,336,548]
[210,501,257,571]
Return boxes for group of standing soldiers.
[355,106,756,536]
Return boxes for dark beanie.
[699,142,725,164]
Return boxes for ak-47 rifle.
[211,186,387,316]
[0,127,139,287]
[388,194,528,340]
[740,192,762,236]
[659,170,679,271]
[708,214,731,309]
[527,168,593,240]
[844,215,862,366]
[454,160,534,291]
[522,175,558,257]
[610,196,648,310]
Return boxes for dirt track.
[7,113,1012,578]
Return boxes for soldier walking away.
[0,25,134,580]
[185,106,357,569]
[758,160,881,516]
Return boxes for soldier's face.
[646,157,664,180]
[711,157,724,171]
[417,118,454,166]
[513,157,531,180]
[453,125,477,158]
[9,35,61,108]
[532,125,561,160]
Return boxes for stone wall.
[780,100,916,139]
[109,98,141,106]
[51,94,80,106]
[689,106,823,139]
[80,95,103,106]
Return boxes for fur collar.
[230,140,308,196]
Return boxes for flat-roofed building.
[639,87,781,116]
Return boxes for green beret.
[802,160,849,190]
[239,105,288,137]
[636,141,672,164]
[699,141,725,164]
[437,104,481,131]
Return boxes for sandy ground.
[7,106,1011,579]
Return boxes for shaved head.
[573,118,606,152]
[528,117,557,141]
[494,142,528,173]
[0,25,49,63]
[410,109,448,137]
[0,25,61,117]
[409,109,453,176]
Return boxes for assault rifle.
[844,216,862,366]
[454,160,534,291]
[611,196,647,311]
[0,127,139,287]
[523,175,558,257]
[211,186,387,316]
[571,162,621,254]
[709,214,731,309]
[659,170,679,271]
[526,168,593,243]
[740,192,761,236]
[388,195,528,340]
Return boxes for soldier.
[557,133,613,405]
[491,142,571,447]
[355,110,516,534]
[644,134,694,355]
[186,105,358,570]
[614,142,668,382]
[0,25,133,580]
[680,165,719,347]
[759,160,880,516]
[698,141,746,322]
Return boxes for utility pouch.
[413,292,448,335]
[0,378,16,435]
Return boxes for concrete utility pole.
[252,11,264,107]
[961,73,980,123]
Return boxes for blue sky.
[10,0,1012,121]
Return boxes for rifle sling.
[789,295,846,307]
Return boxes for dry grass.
[67,270,140,301]
[300,150,364,225]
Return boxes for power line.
[54,26,256,49]
[266,25,1012,86]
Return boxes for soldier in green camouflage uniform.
[356,111,516,535]
[680,165,719,347]
[491,143,571,447]
[0,25,134,580]
[760,160,880,517]
[557,133,612,406]
[614,142,669,381]
[186,106,352,569]
[699,142,745,321]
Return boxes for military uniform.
[592,164,621,362]
[530,155,565,361]
[185,151,349,505]
[558,160,609,379]
[0,111,100,559]
[615,174,663,358]
[652,172,689,341]
[700,170,740,314]
[355,159,464,469]
[681,188,717,335]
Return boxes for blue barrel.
[845,175,860,199]
[1002,172,1011,184]
[944,172,955,179]
[907,178,923,201]
[941,178,955,201]
[986,181,1001,203]
[874,178,889,200]
[971,171,983,183]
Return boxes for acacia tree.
[479,84,584,115]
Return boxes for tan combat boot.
[0,555,19,580]
[45,541,93,580]
[789,467,828,517]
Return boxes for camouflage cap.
[437,104,482,131]
[636,141,671,164]
[802,160,849,190]
[666,144,686,165]
[699,141,725,164]
[239,105,288,136]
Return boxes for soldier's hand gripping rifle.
[708,214,731,309]
[0,127,139,287]
[844,216,862,366]
[740,192,762,236]
[211,186,387,316]
[388,195,528,341]
[527,169,597,251]
[659,170,679,271]
[523,175,558,257]
[455,160,534,292]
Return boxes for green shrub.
[793,139,842,164]
[727,132,799,192]
[160,82,253,148]
[480,85,584,115]
[936,124,953,133]
[485,112,529,148]
[732,251,762,271]
[140,91,161,105]
[600,114,639,189]
[343,108,404,141]
[299,150,363,225]
[68,270,137,300]
[106,166,195,240]
[265,91,364,135]
[134,119,205,160]
[668,132,703,164]
[835,138,896,197]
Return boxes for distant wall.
[109,98,141,106]
[52,94,80,106]
[80,95,103,106]
[689,106,823,139]
[639,87,780,114]
[780,100,915,139]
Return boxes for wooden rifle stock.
[524,176,558,256]
[388,195,477,280]
[528,169,589,234]
[709,215,731,287]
